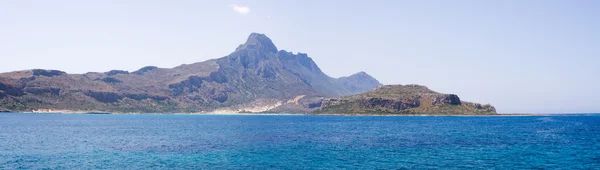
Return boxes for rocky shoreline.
[1,110,549,116]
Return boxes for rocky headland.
[314,85,496,115]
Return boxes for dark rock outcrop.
[105,70,129,76]
[168,76,207,96]
[84,91,124,103]
[132,66,158,75]
[209,72,228,83]
[357,98,420,111]
[464,102,496,113]
[431,94,461,105]
[32,69,66,77]
[24,87,60,96]
[98,77,122,84]
[0,83,24,97]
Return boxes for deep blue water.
[1,113,599,169]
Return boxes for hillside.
[314,85,496,115]
[0,33,381,113]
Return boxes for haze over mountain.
[0,33,382,113]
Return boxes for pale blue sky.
[1,0,598,113]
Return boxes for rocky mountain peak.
[236,33,278,53]
[348,71,371,78]
[342,71,381,85]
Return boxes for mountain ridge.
[0,33,382,113]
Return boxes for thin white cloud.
[230,4,250,15]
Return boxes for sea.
[0,113,599,169]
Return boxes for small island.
[314,85,496,115]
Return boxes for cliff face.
[0,33,381,113]
[315,85,496,115]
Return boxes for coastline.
[1,110,587,116]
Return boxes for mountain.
[0,33,382,113]
[314,85,496,115]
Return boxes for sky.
[0,0,599,113]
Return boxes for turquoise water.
[1,113,599,169]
